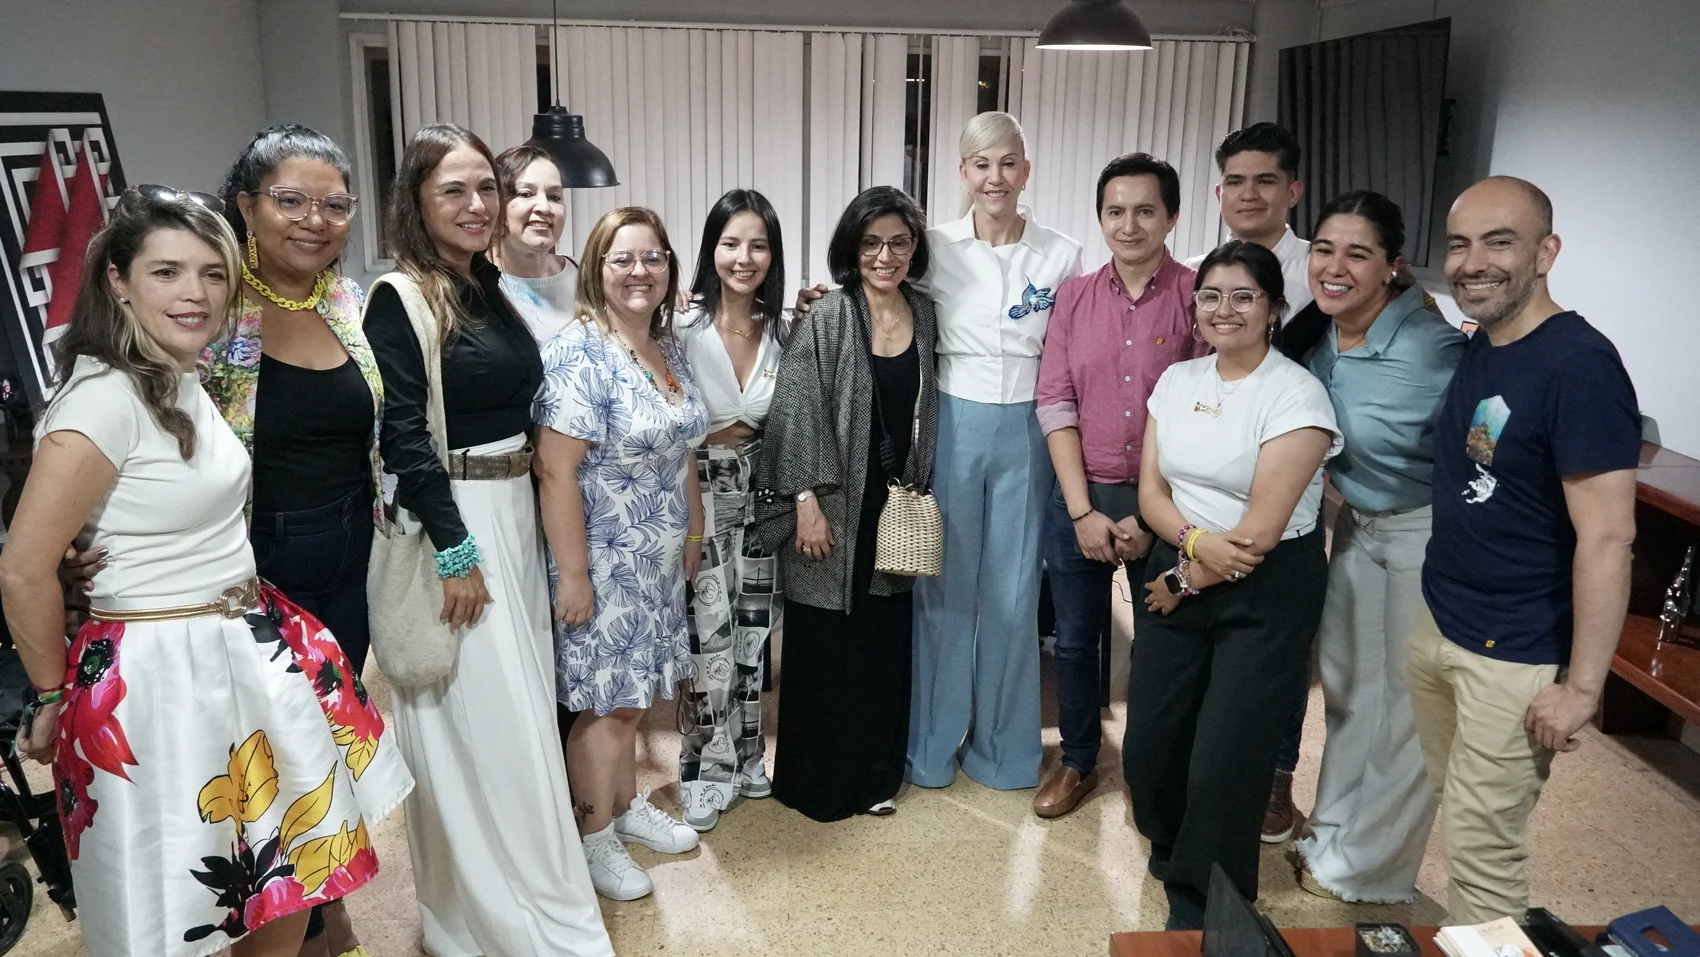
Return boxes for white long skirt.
[390,434,613,957]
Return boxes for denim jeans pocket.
[254,526,349,597]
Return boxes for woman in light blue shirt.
[1293,191,1466,903]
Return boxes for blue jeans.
[1041,481,1118,775]
[251,486,374,675]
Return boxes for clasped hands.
[1142,529,1265,616]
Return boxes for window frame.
[348,30,394,274]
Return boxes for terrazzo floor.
[10,570,1700,955]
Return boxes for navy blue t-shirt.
[1421,311,1639,665]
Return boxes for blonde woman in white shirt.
[907,112,1084,792]
[673,189,787,832]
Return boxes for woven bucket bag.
[873,340,942,577]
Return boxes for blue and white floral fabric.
[535,318,709,715]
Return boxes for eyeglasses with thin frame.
[1194,288,1267,313]
[126,184,225,214]
[265,186,359,225]
[860,235,916,259]
[606,249,671,274]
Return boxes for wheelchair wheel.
[0,859,32,954]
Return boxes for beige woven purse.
[873,347,942,577]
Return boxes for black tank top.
[251,354,374,513]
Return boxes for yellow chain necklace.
[242,262,329,312]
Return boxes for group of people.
[0,103,1638,957]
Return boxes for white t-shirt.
[916,207,1083,404]
[500,259,578,342]
[1186,226,1313,323]
[671,306,780,433]
[35,356,254,603]
[1147,350,1342,539]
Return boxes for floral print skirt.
[54,584,412,957]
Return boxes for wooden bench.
[1598,443,1700,735]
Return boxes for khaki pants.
[1405,602,1559,924]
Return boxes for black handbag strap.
[850,290,918,480]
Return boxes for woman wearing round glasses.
[1122,240,1341,928]
[534,206,708,900]
[754,186,939,822]
[364,124,613,955]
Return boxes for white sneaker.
[583,823,653,901]
[614,789,700,854]
[684,806,720,833]
[737,765,773,800]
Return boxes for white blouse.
[915,207,1083,405]
[672,307,780,433]
[1147,350,1342,541]
[500,259,579,342]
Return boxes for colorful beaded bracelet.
[434,534,482,579]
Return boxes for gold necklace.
[243,262,329,312]
[719,321,759,339]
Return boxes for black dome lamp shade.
[527,0,618,187]
[1036,0,1155,51]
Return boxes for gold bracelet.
[685,534,704,543]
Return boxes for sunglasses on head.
[123,184,226,214]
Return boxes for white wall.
[0,0,268,193]
[1318,0,1700,457]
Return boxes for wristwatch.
[796,490,815,504]
[1162,570,1182,595]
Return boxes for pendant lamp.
[527,0,618,187]
[1036,0,1155,51]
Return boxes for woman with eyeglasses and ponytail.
[0,185,410,957]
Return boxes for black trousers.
[1122,527,1326,927]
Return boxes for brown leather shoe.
[1262,769,1299,843]
[1033,766,1099,819]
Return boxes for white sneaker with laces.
[583,823,653,901]
[737,765,773,800]
[614,789,700,854]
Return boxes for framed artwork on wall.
[0,90,126,412]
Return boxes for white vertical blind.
[809,33,862,287]
[1009,38,1251,269]
[925,36,981,225]
[388,21,534,157]
[860,35,909,191]
[554,27,806,299]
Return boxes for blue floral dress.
[536,319,709,715]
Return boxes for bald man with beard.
[1407,177,1641,923]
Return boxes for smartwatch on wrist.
[1162,570,1182,595]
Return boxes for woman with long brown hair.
[0,187,409,956]
[534,206,708,901]
[363,123,611,955]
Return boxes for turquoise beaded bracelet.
[435,534,482,579]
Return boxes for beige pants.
[1406,602,1559,925]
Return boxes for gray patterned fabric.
[751,284,939,611]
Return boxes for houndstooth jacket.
[751,283,939,612]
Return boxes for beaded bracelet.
[1176,523,1198,550]
[434,534,482,579]
[1175,557,1200,597]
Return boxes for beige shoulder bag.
[364,274,459,687]
[869,314,942,578]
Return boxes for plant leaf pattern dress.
[39,357,412,957]
[536,319,709,715]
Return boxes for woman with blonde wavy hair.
[0,187,410,957]
[534,206,708,901]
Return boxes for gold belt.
[89,579,262,623]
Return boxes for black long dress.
[773,338,919,822]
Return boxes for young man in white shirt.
[1185,122,1312,319]
[1185,122,1314,843]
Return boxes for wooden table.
[1108,925,1610,956]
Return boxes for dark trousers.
[250,487,374,940]
[1123,528,1326,928]
[1041,483,1118,774]
[1274,679,1306,773]
[251,487,375,676]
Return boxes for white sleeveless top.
[35,356,254,603]
[671,307,780,433]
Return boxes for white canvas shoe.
[614,789,700,854]
[684,806,720,833]
[583,823,653,901]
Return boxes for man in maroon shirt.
[1031,153,1209,818]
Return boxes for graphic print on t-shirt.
[1463,395,1510,504]
[1007,282,1057,320]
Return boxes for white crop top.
[35,357,255,603]
[672,307,780,433]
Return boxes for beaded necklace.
[613,328,685,405]
[242,262,330,312]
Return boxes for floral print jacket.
[199,275,385,520]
